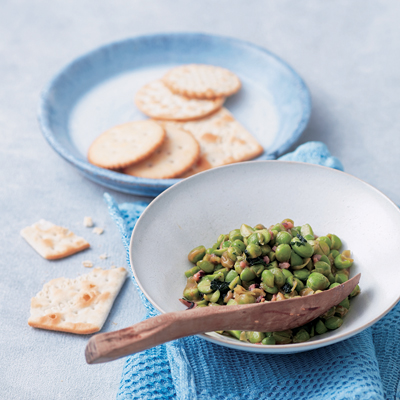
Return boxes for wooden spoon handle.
[85,273,360,364]
[85,308,225,364]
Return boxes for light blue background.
[1,1,399,399]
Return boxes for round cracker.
[163,64,241,99]
[123,125,200,179]
[88,120,165,170]
[135,80,224,121]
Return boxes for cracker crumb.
[83,216,93,227]
[82,260,93,268]
[99,253,108,260]
[111,265,116,269]
[92,227,104,235]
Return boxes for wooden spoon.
[86,273,360,364]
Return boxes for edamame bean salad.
[181,220,360,345]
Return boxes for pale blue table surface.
[1,1,399,399]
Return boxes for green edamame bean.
[257,229,271,245]
[261,336,276,345]
[317,236,332,249]
[247,233,260,245]
[275,244,291,262]
[188,245,206,264]
[253,223,266,230]
[247,331,265,343]
[290,252,303,268]
[267,260,278,269]
[231,240,246,253]
[314,261,331,277]
[227,330,241,339]
[321,307,336,319]
[222,240,231,248]
[197,279,213,294]
[229,229,243,242]
[300,224,314,238]
[291,237,314,258]
[208,290,220,303]
[334,250,354,269]
[293,268,310,281]
[350,285,360,297]
[330,249,340,259]
[272,223,284,232]
[315,320,328,335]
[281,268,293,280]
[197,260,214,273]
[270,267,285,287]
[261,269,275,287]
[225,270,239,282]
[313,241,330,256]
[329,282,340,289]
[260,283,278,294]
[240,267,257,281]
[268,251,276,262]
[293,329,310,343]
[250,264,264,277]
[227,247,238,262]
[339,297,350,309]
[260,244,271,256]
[306,272,330,291]
[272,330,292,344]
[325,316,343,330]
[228,276,242,290]
[335,272,348,283]
[246,244,262,258]
[327,234,342,250]
[287,275,305,292]
[237,293,256,304]
[240,224,254,238]
[276,231,292,245]
[185,266,200,278]
[226,299,238,306]
[327,273,335,284]
[183,285,201,301]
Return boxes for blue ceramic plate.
[38,33,311,196]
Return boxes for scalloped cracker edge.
[163,64,241,99]
[135,80,224,121]
[21,219,90,260]
[28,267,127,334]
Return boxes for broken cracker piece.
[92,227,104,235]
[21,219,90,260]
[28,267,127,334]
[99,254,108,260]
[82,260,94,268]
[83,217,94,227]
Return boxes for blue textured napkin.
[105,142,399,400]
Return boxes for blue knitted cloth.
[105,142,399,400]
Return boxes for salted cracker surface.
[135,80,224,121]
[87,120,166,169]
[123,124,200,179]
[164,108,264,177]
[163,64,241,99]
[28,267,127,334]
[20,219,90,260]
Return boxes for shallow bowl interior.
[130,161,400,353]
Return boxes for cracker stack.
[88,64,263,179]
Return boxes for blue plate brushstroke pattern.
[38,33,312,196]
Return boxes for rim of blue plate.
[37,32,312,193]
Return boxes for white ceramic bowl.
[129,161,400,353]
